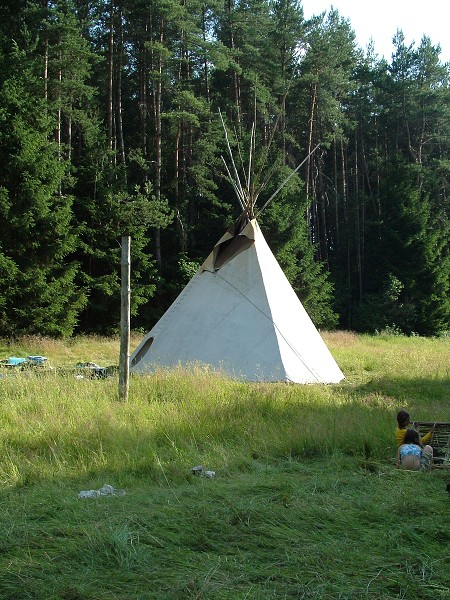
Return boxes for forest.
[0,0,449,337]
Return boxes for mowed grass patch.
[0,459,448,600]
[0,333,449,599]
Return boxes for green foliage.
[178,254,201,282]
[352,274,416,334]
[0,40,86,336]
[351,161,450,335]
[0,1,449,336]
[118,182,174,233]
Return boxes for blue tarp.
[6,357,28,366]
[27,355,48,365]
[1,356,48,367]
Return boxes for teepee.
[130,117,344,383]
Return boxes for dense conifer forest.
[0,0,449,337]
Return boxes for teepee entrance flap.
[201,217,256,272]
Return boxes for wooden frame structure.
[414,422,450,469]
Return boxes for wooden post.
[119,235,131,401]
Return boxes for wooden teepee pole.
[219,109,248,208]
[119,235,130,401]
[255,144,321,217]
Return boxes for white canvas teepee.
[130,116,344,383]
[130,216,344,383]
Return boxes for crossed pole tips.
[218,108,321,220]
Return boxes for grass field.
[0,332,449,599]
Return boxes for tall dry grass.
[1,332,448,488]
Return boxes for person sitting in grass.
[396,410,433,447]
[397,428,433,471]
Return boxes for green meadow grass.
[0,333,449,599]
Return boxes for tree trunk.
[139,21,148,159]
[107,0,114,152]
[202,7,210,105]
[116,1,126,166]
[154,20,164,267]
[43,0,49,101]
[354,131,362,302]
[67,99,72,162]
[306,81,317,199]
[119,235,130,402]
[227,0,241,125]
[333,136,339,247]
[306,81,317,244]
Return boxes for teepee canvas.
[130,116,344,383]
[130,216,344,383]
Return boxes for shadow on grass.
[353,375,450,408]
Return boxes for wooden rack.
[413,422,450,469]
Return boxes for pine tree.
[352,161,449,334]
[0,39,86,336]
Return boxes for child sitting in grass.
[397,428,433,470]
[396,410,433,447]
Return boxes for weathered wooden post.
[119,235,131,401]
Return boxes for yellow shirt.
[395,426,432,447]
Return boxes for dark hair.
[403,428,420,446]
[397,410,410,428]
